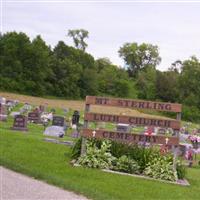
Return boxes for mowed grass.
[1,119,200,200]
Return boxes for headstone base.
[11,127,28,131]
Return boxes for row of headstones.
[10,110,80,137]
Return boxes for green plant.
[110,141,161,172]
[77,140,116,169]
[144,154,177,181]
[114,155,140,174]
[176,160,187,179]
[71,137,82,159]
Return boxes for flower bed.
[72,138,187,183]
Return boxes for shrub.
[144,154,177,181]
[77,140,116,169]
[71,137,82,159]
[114,155,140,174]
[176,160,187,179]
[110,141,160,172]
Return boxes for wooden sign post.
[81,96,182,155]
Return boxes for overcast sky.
[1,0,200,71]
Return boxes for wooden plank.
[84,112,181,130]
[86,96,182,113]
[81,129,179,146]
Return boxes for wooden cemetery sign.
[86,96,182,113]
[52,116,65,127]
[28,112,41,123]
[81,96,182,153]
[11,115,28,131]
[82,129,179,146]
[84,113,180,130]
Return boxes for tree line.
[0,31,200,122]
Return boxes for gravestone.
[23,103,32,111]
[44,116,66,137]
[52,116,65,127]
[0,97,6,104]
[43,126,65,138]
[11,115,28,131]
[116,123,131,133]
[0,103,8,121]
[28,112,41,123]
[72,110,80,125]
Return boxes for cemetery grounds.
[0,92,200,200]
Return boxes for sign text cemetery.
[81,96,182,147]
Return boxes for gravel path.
[0,167,88,200]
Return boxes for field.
[0,92,173,119]
[1,92,200,200]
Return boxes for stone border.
[43,138,74,146]
[102,169,190,186]
[73,164,189,186]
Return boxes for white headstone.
[43,126,65,137]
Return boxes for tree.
[179,56,200,108]
[119,42,161,77]
[68,29,89,51]
[156,70,179,102]
[96,57,112,72]
[136,67,157,100]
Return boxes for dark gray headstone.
[52,116,65,127]
[72,110,80,125]
[11,115,28,131]
[28,112,41,123]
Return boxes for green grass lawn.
[1,117,200,200]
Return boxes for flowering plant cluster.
[188,135,200,143]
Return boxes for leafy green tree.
[156,70,179,102]
[0,32,32,92]
[179,56,200,108]
[136,67,157,100]
[68,29,89,51]
[79,68,99,97]
[25,35,51,95]
[96,57,112,72]
[119,42,161,77]
[50,57,82,99]
[98,64,137,98]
